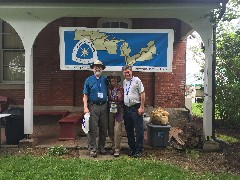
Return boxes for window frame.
[97,18,132,29]
[0,19,25,85]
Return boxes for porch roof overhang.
[0,0,229,3]
[0,0,224,42]
[0,2,223,21]
[0,0,225,44]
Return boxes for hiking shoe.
[133,152,142,158]
[99,148,107,155]
[128,149,135,157]
[114,149,120,157]
[110,149,114,155]
[89,150,97,158]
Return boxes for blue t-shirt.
[83,75,108,103]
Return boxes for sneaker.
[128,149,135,157]
[98,148,107,155]
[89,150,97,158]
[133,152,142,158]
[114,149,120,157]
[110,149,114,155]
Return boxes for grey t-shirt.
[123,76,144,107]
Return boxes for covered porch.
[0,0,228,143]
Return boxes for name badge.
[98,92,103,98]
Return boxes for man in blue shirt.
[83,60,108,158]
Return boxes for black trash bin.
[4,107,26,145]
[147,124,171,147]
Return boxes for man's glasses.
[94,65,102,70]
[123,71,131,75]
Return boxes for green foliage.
[0,155,239,179]
[47,145,68,156]
[204,0,240,127]
[221,0,240,22]
[215,28,240,126]
[206,0,240,24]
[190,1,240,127]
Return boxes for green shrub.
[186,149,200,159]
[47,145,68,156]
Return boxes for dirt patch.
[144,142,240,174]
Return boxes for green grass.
[192,103,222,119]
[0,155,239,180]
[216,134,240,143]
[192,103,203,117]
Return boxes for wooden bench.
[58,112,84,141]
[32,110,70,126]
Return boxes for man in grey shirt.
[122,65,145,158]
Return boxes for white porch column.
[24,48,33,134]
[203,46,213,138]
[0,17,52,135]
[183,20,213,138]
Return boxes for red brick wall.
[154,42,186,108]
[0,17,186,108]
[33,17,98,106]
[133,72,154,107]
[0,89,24,105]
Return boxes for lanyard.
[111,88,119,101]
[96,78,101,92]
[125,78,132,95]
